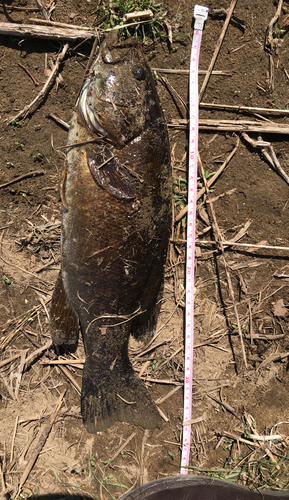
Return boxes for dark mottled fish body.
[50,34,171,432]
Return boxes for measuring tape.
[180,4,208,475]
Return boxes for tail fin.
[81,360,162,432]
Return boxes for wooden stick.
[153,347,183,374]
[0,170,44,189]
[242,133,289,186]
[151,68,231,75]
[198,152,247,368]
[42,358,85,365]
[183,415,205,426]
[17,391,66,496]
[14,350,28,400]
[200,102,289,116]
[8,44,69,124]
[10,415,19,463]
[0,22,96,40]
[241,133,270,148]
[155,385,182,405]
[199,0,238,103]
[264,0,283,92]
[107,432,137,463]
[0,18,155,39]
[169,118,289,135]
[208,394,239,418]
[243,412,277,464]
[247,434,281,442]
[267,143,289,184]
[1,4,40,10]
[175,138,239,222]
[199,220,251,251]
[23,340,52,369]
[0,353,22,368]
[29,17,91,30]
[266,0,283,47]
[18,62,39,86]
[158,74,188,115]
[22,332,81,394]
[139,377,183,385]
[35,0,49,20]
[123,9,153,21]
[197,240,289,252]
[0,460,6,491]
[47,112,70,130]
[58,365,81,394]
[0,255,51,288]
[156,406,169,422]
[220,430,260,447]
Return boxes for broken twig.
[168,118,289,134]
[16,390,66,496]
[0,170,44,189]
[123,9,153,21]
[35,0,49,20]
[199,0,238,103]
[9,44,69,124]
[264,0,283,92]
[0,22,96,40]
[47,112,70,130]
[29,17,91,30]
[151,68,231,76]
[200,102,289,116]
[18,62,39,86]
[242,133,289,186]
[198,152,247,368]
[197,240,289,252]
[175,138,239,222]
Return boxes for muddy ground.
[1,0,289,498]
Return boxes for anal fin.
[50,271,79,346]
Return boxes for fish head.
[77,33,156,147]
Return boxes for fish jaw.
[77,79,120,143]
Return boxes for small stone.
[39,249,50,259]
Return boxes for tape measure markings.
[180,4,208,475]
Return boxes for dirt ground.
[1,0,289,498]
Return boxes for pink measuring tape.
[180,5,208,475]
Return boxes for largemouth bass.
[50,33,171,433]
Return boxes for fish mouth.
[76,34,147,147]
[77,77,127,147]
[77,80,115,141]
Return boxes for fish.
[49,32,172,433]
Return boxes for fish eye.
[133,67,145,80]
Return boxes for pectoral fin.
[86,146,136,200]
[50,272,79,346]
